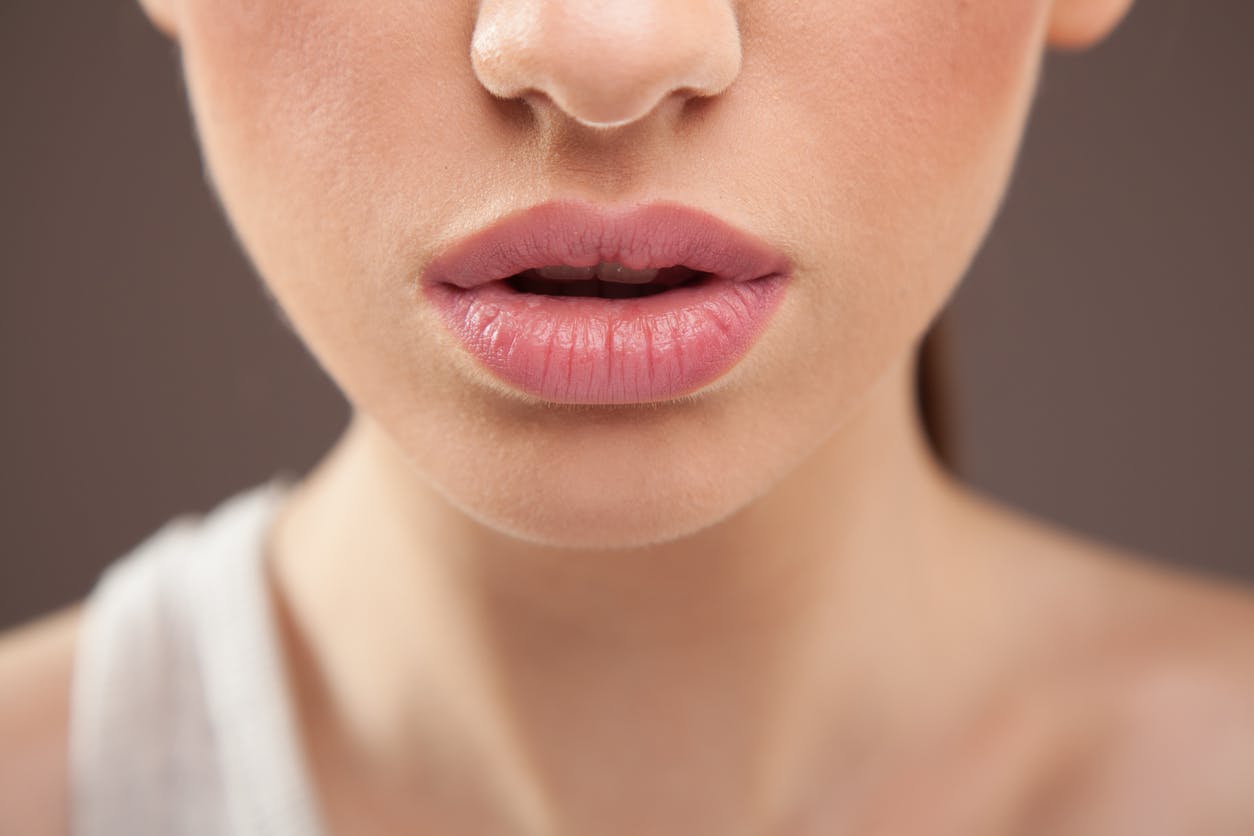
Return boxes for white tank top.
[69,477,327,836]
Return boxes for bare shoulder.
[1019,512,1254,830]
[1083,573,1254,833]
[950,488,1254,833]
[0,604,85,836]
[954,484,1254,665]
[1035,629,1254,835]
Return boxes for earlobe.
[136,0,179,39]
[1046,0,1135,50]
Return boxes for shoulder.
[1098,577,1254,830]
[1027,543,1254,832]
[955,488,1254,832]
[1035,644,1254,834]
[0,604,84,836]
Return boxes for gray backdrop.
[2,0,1251,629]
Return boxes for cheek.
[736,0,1049,375]
[793,0,1047,266]
[177,2,479,336]
[844,0,1048,238]
[175,0,527,428]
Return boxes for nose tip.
[470,0,742,129]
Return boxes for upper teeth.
[535,263,660,285]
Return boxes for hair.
[916,312,958,472]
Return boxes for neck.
[269,349,994,835]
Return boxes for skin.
[3,0,1254,833]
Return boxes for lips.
[419,200,793,404]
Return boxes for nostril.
[469,0,743,130]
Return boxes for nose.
[470,0,742,129]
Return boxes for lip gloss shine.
[420,200,793,404]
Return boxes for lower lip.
[423,272,790,404]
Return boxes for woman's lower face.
[162,0,1054,547]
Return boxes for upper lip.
[420,200,793,290]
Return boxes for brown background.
[2,1,1251,630]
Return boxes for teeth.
[597,263,660,284]
[534,262,661,285]
[535,264,598,281]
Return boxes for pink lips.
[420,201,792,404]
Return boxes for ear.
[1047,0,1135,50]
[136,0,179,39]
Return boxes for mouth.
[502,263,712,299]
[419,200,793,405]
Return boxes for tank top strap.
[69,477,326,836]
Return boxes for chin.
[361,360,802,550]
[436,443,757,551]
[465,492,740,551]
